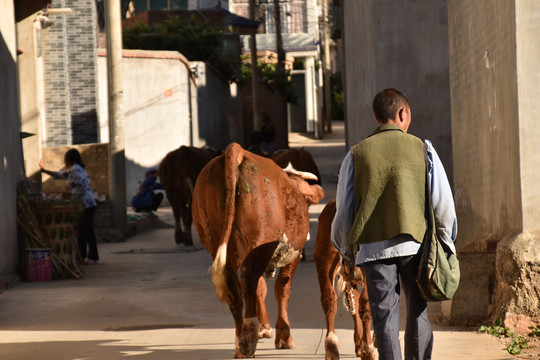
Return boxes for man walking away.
[331,88,457,360]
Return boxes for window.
[132,0,188,12]
[265,2,306,34]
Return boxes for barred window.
[131,0,188,12]
[264,2,306,34]
[231,1,306,34]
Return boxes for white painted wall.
[98,49,197,203]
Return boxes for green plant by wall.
[530,325,540,338]
[240,54,297,104]
[479,318,531,355]
[123,15,240,82]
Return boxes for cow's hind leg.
[171,203,184,244]
[179,201,193,245]
[351,286,364,358]
[355,269,375,360]
[238,243,279,358]
[315,253,340,360]
[220,263,245,359]
[314,199,341,360]
[274,256,301,350]
[256,277,272,339]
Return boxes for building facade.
[230,0,323,135]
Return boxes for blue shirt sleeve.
[330,150,355,264]
[51,170,69,180]
[425,140,458,253]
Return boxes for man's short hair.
[372,88,410,122]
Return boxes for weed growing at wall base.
[478,317,532,355]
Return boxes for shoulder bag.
[417,141,460,301]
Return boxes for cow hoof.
[175,231,193,246]
[238,318,259,358]
[275,338,295,349]
[325,350,340,360]
[233,350,254,359]
[274,328,294,349]
[325,332,339,360]
[258,324,272,339]
[357,343,375,360]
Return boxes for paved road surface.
[0,123,514,359]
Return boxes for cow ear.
[298,182,325,205]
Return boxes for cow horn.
[283,163,318,181]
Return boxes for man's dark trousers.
[363,255,433,360]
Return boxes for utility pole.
[322,0,332,133]
[249,0,261,131]
[273,0,285,73]
[105,0,127,232]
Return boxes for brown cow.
[271,147,321,185]
[192,142,325,358]
[159,145,221,245]
[314,200,376,360]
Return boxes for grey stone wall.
[43,0,99,146]
[447,0,540,325]
[449,0,521,253]
[342,0,453,184]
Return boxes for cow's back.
[193,145,312,270]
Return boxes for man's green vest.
[349,124,426,247]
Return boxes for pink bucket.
[24,249,52,282]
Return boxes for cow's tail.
[210,143,243,303]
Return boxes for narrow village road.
[0,122,514,359]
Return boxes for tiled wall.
[42,0,100,146]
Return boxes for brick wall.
[42,0,71,146]
[43,0,100,146]
[41,143,109,199]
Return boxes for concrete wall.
[0,0,23,285]
[449,0,521,253]
[98,49,197,204]
[448,0,540,324]
[17,16,45,194]
[342,0,453,183]
[190,61,232,150]
[515,1,540,233]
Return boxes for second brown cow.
[314,199,376,360]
